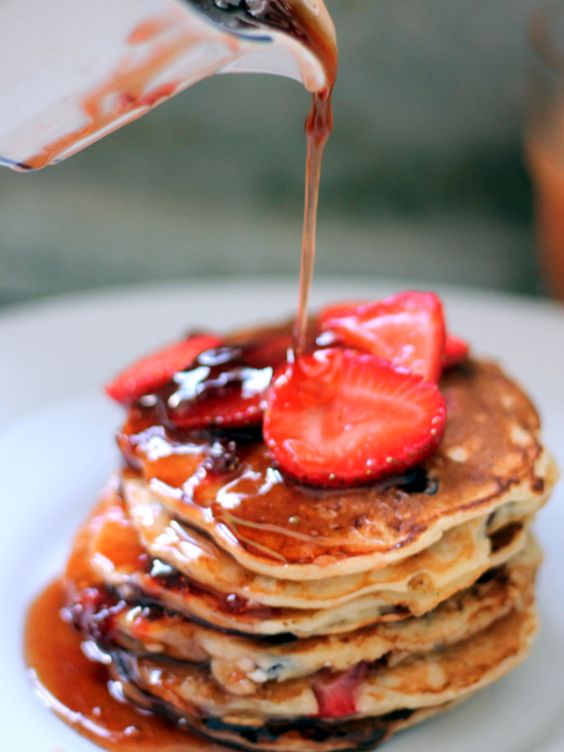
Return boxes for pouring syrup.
[294,90,333,356]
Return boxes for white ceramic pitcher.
[0,0,334,171]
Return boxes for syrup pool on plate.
[25,580,209,752]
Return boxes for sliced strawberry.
[105,334,221,404]
[168,387,265,429]
[312,663,367,719]
[264,348,446,487]
[167,346,272,429]
[319,291,446,382]
[442,334,469,369]
[318,300,364,324]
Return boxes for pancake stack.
[65,313,557,752]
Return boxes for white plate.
[0,278,563,752]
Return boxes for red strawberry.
[105,334,221,404]
[319,291,446,382]
[167,346,272,429]
[168,386,266,429]
[442,334,469,369]
[264,348,446,487]
[312,663,367,719]
[318,300,363,324]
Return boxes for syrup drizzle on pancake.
[114,360,545,577]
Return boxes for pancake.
[123,476,503,609]
[119,359,555,579]
[111,665,461,752]
[69,482,531,637]
[57,315,558,751]
[107,596,537,723]
[73,539,541,696]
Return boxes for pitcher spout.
[0,0,335,171]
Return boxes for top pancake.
[119,358,555,580]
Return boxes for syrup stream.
[293,91,334,357]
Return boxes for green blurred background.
[0,0,543,308]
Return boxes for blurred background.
[0,0,553,308]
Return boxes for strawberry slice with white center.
[442,334,469,370]
[167,345,272,429]
[319,291,446,382]
[105,334,221,404]
[264,348,446,487]
[312,663,367,719]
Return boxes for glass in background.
[527,0,564,301]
